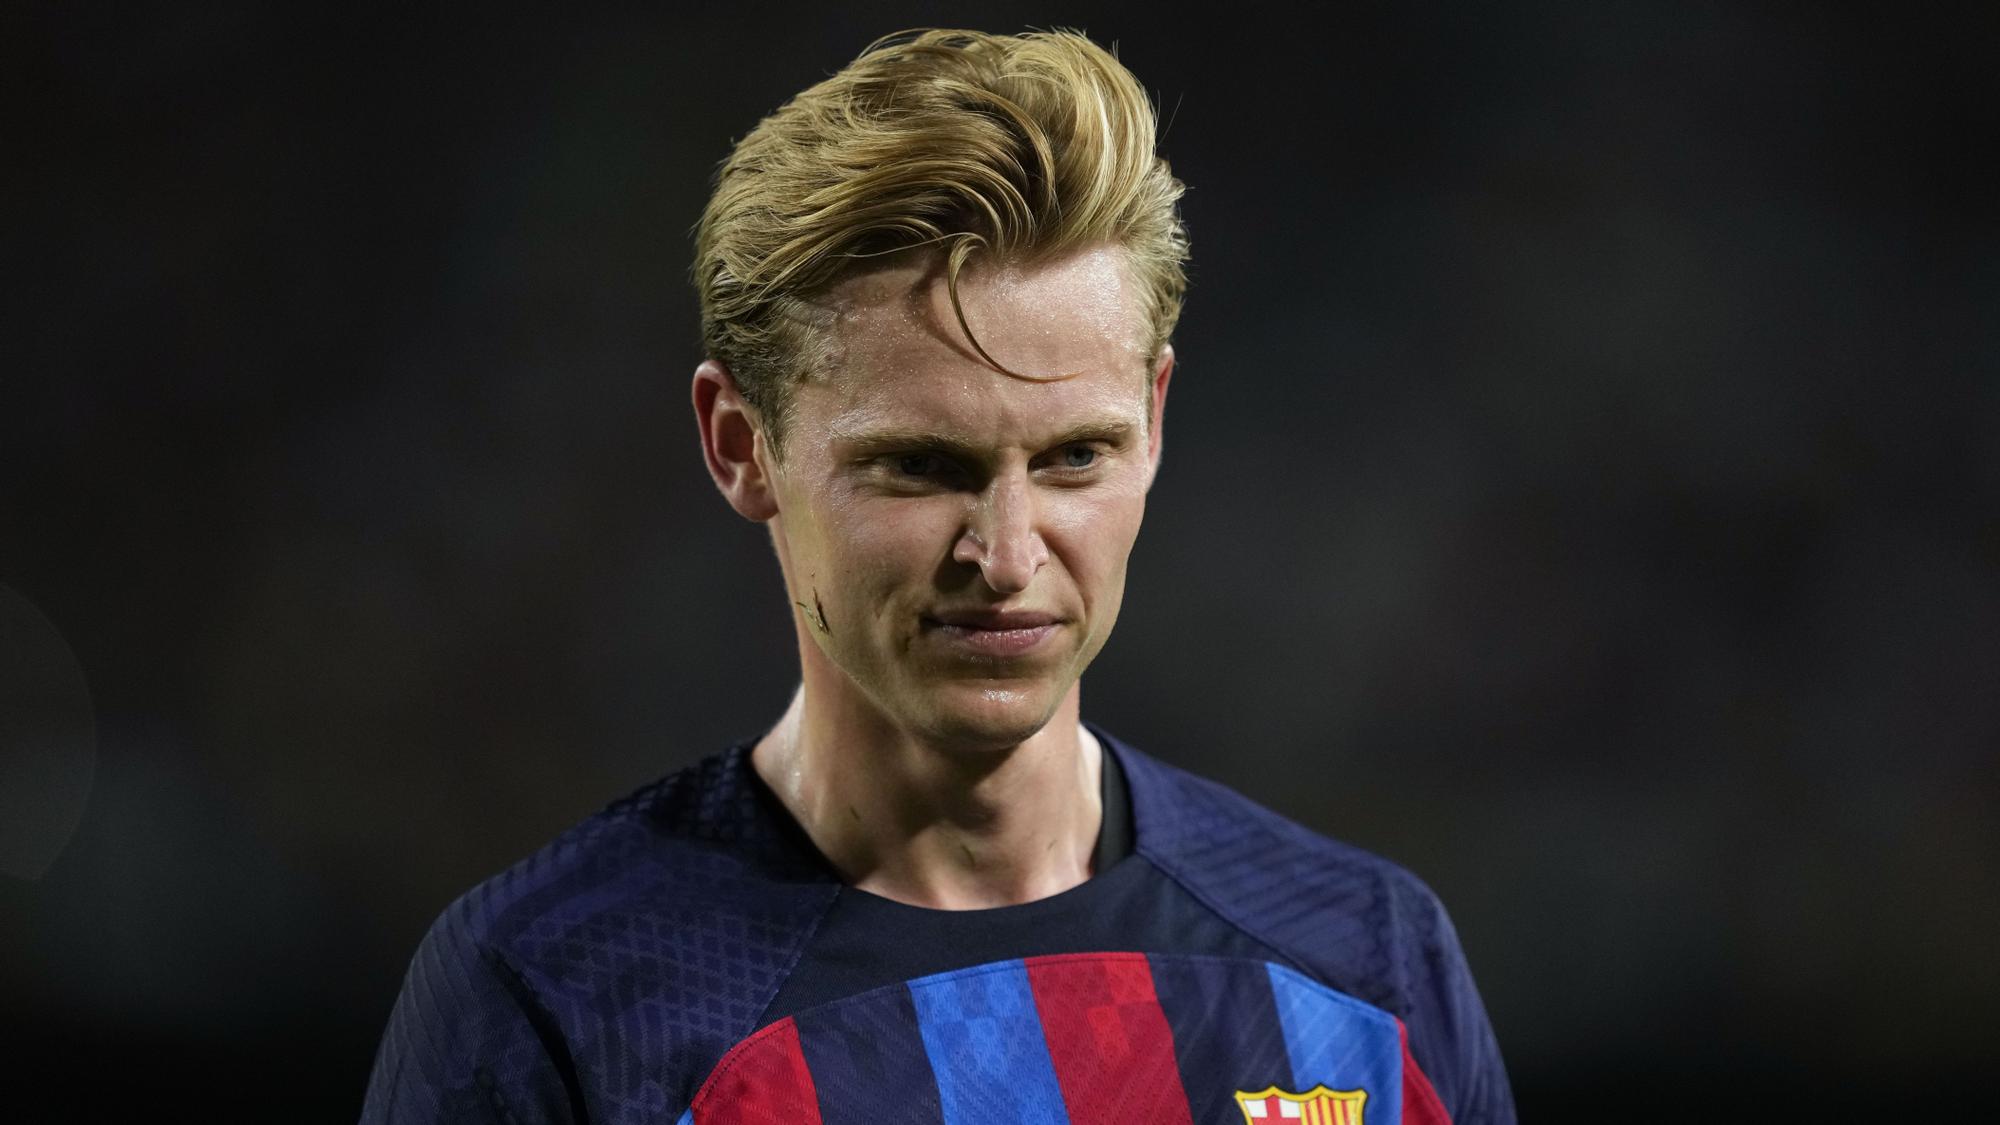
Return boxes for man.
[363,28,1513,1125]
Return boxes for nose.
[952,468,1047,594]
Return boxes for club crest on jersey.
[1234,1085,1368,1124]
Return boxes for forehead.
[799,245,1153,441]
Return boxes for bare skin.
[693,244,1172,910]
[752,684,1106,909]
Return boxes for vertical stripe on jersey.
[691,1017,822,1125]
[1265,963,1404,1124]
[793,978,944,1125]
[1024,954,1195,1125]
[1147,954,1293,1125]
[908,960,1072,1125]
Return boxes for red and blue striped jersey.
[363,728,1513,1124]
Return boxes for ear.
[692,359,780,522]
[1145,344,1174,485]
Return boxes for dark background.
[5,2,1996,1120]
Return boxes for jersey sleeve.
[361,898,583,1125]
[1399,887,1514,1125]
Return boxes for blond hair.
[693,28,1189,447]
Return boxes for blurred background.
[4,1,1995,1120]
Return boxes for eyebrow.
[837,420,1142,460]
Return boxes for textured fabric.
[682,1017,819,1125]
[690,953,1434,1125]
[1024,955,1193,1125]
[761,843,1279,1021]
[905,961,1072,1125]
[1148,951,1294,1124]
[363,750,839,1123]
[1266,963,1403,1123]
[1123,747,1514,1124]
[793,977,943,1125]
[364,876,586,1124]
[361,728,1513,1124]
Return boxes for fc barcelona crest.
[1234,1085,1367,1124]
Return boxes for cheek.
[821,498,961,593]
[1044,482,1148,588]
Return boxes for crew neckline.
[737,721,1137,914]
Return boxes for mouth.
[920,609,1064,657]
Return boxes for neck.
[751,684,1104,911]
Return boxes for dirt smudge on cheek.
[795,587,832,635]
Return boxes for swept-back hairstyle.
[693,28,1189,448]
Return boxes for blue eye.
[1061,445,1098,469]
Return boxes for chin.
[914,679,1067,753]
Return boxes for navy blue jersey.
[362,727,1513,1124]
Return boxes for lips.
[927,609,1062,630]
[921,608,1064,656]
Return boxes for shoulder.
[1110,734,1516,1124]
[1116,737,1448,998]
[445,743,838,1018]
[371,746,840,1122]
[444,746,811,961]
